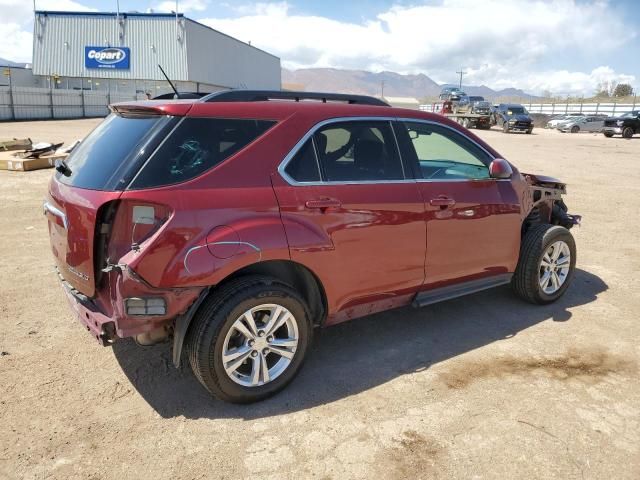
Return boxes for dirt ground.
[0,118,639,480]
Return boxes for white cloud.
[200,0,638,95]
[0,0,96,62]
[154,0,209,13]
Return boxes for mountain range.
[282,68,537,100]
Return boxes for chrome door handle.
[459,209,475,217]
[430,197,456,207]
[305,198,342,210]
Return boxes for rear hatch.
[45,107,182,296]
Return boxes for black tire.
[526,128,533,134]
[570,125,579,133]
[502,121,510,133]
[603,131,614,138]
[462,118,470,129]
[187,275,312,403]
[622,127,634,139]
[512,224,576,304]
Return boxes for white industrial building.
[27,10,281,94]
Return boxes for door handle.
[305,198,342,210]
[429,196,456,207]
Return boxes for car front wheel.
[512,224,576,304]
[603,131,614,138]
[503,122,510,133]
[187,276,312,403]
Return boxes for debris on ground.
[0,138,79,172]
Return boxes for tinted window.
[313,121,404,182]
[284,139,320,182]
[57,113,170,190]
[403,122,491,180]
[130,118,274,189]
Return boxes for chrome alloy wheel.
[222,304,299,387]
[539,241,571,294]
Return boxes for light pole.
[456,68,466,90]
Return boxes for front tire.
[571,125,579,133]
[603,131,614,138]
[187,276,312,403]
[503,122,510,133]
[512,224,576,304]
[622,127,634,138]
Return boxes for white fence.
[0,86,149,121]
[420,101,639,116]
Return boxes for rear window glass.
[57,113,170,190]
[129,118,275,189]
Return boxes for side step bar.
[412,273,513,308]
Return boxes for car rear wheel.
[603,131,614,138]
[512,224,576,304]
[502,122,510,133]
[570,125,579,133]
[187,275,312,403]
[622,127,634,138]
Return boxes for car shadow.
[112,268,606,419]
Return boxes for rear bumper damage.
[57,266,204,345]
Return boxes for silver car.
[558,116,604,133]
[546,113,584,128]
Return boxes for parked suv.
[45,90,580,403]
[493,103,534,133]
[602,110,640,138]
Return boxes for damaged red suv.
[45,90,580,403]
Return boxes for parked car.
[602,110,640,138]
[455,95,485,114]
[558,116,604,133]
[546,113,585,129]
[471,100,492,115]
[45,90,580,403]
[492,104,534,133]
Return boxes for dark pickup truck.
[493,104,534,134]
[602,110,640,138]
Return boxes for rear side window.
[130,118,275,189]
[57,113,170,190]
[284,139,320,182]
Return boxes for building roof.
[34,10,279,60]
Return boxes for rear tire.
[503,122,510,133]
[622,127,634,138]
[512,224,576,304]
[187,276,312,403]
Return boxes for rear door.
[273,119,426,318]
[45,113,173,296]
[395,120,521,288]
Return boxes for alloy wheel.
[539,241,571,294]
[221,304,299,387]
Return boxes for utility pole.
[381,80,385,99]
[456,68,466,90]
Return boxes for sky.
[0,0,638,96]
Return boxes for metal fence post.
[49,85,54,119]
[8,71,16,121]
[612,102,616,116]
[633,94,637,110]
[595,103,599,114]
[552,103,555,114]
[81,88,86,118]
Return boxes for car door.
[394,120,522,289]
[585,117,603,132]
[272,119,426,323]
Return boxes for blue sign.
[85,46,130,69]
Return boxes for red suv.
[45,91,580,403]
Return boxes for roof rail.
[201,90,390,107]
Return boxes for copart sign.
[85,46,130,69]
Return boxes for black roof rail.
[200,90,390,107]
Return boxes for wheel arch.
[172,259,327,367]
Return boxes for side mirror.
[489,158,513,179]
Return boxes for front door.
[272,119,426,322]
[395,120,522,289]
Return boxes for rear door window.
[283,139,321,182]
[313,121,404,182]
[129,118,275,189]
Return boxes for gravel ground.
[0,119,639,479]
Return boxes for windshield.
[507,107,526,115]
[57,113,174,190]
[621,111,639,118]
